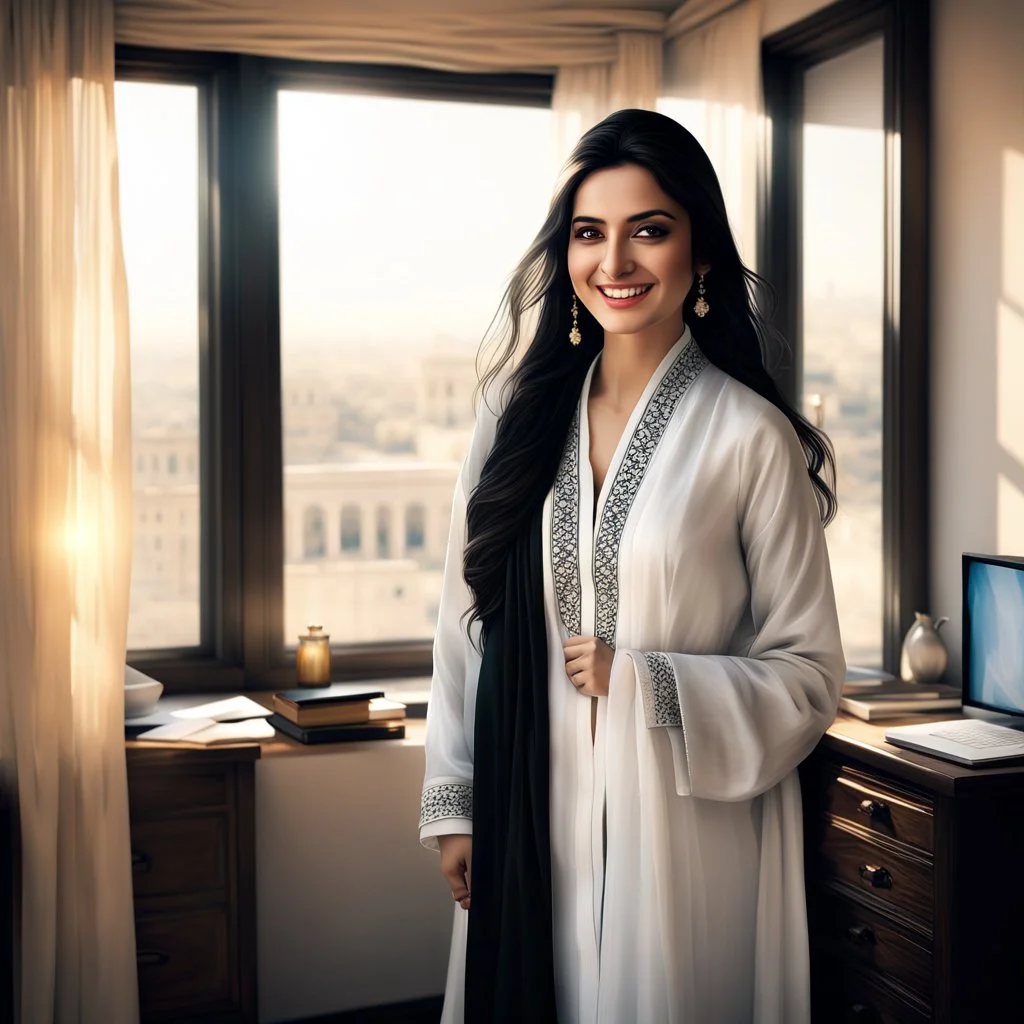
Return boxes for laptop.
[884,553,1024,767]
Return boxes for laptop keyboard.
[929,720,1024,748]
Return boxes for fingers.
[564,640,593,687]
[563,636,598,659]
[565,655,589,679]
[441,854,472,911]
[441,859,467,892]
[568,668,591,690]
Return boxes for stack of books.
[839,666,961,721]
[267,684,407,743]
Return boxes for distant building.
[283,377,339,463]
[417,349,477,428]
[129,431,461,649]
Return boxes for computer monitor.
[962,553,1024,719]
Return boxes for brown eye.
[636,224,668,238]
[574,227,601,240]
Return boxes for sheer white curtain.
[659,0,763,264]
[0,0,138,1020]
[551,30,663,169]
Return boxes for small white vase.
[899,612,950,684]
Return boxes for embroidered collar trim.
[551,336,708,646]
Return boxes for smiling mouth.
[596,284,654,299]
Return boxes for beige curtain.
[113,0,666,72]
[659,0,763,264]
[552,30,663,170]
[0,0,139,1020]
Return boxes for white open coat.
[420,328,845,1024]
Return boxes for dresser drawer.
[128,767,230,816]
[821,765,933,853]
[810,888,932,1002]
[131,814,228,899]
[136,907,232,1017]
[818,819,933,927]
[813,958,931,1024]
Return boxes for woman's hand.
[563,635,614,697]
[438,833,472,911]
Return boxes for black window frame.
[760,0,930,673]
[118,45,553,692]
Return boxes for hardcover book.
[274,684,385,707]
[267,713,405,744]
[839,684,962,721]
[272,695,407,728]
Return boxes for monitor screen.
[964,555,1024,717]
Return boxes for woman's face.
[567,162,707,342]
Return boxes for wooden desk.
[124,691,423,1022]
[801,713,1024,1022]
[126,742,259,1023]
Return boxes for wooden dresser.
[126,743,259,1023]
[801,714,1024,1023]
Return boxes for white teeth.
[601,285,652,299]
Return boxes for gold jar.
[296,625,331,687]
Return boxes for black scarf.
[465,507,558,1022]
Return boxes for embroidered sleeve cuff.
[636,651,683,728]
[419,816,472,851]
[419,780,473,851]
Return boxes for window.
[375,506,392,560]
[277,78,554,650]
[763,0,930,671]
[795,36,887,665]
[116,78,203,652]
[304,506,327,559]
[405,504,426,552]
[340,505,362,553]
[117,48,553,687]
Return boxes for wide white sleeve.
[418,392,503,850]
[618,406,845,802]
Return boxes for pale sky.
[115,82,558,362]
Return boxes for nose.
[599,233,635,280]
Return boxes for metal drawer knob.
[858,863,892,888]
[845,923,876,945]
[136,950,169,967]
[858,798,891,823]
[130,848,150,873]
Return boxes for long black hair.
[464,108,836,632]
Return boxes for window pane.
[801,37,885,665]
[278,90,554,646]
[116,81,201,649]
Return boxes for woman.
[419,108,844,1024]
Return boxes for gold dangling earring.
[569,294,582,346]
[694,272,709,318]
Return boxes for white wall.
[930,0,1024,679]
[255,727,453,1022]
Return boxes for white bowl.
[125,679,164,718]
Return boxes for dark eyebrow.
[571,208,678,225]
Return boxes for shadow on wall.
[932,0,1024,682]
[995,147,1024,553]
